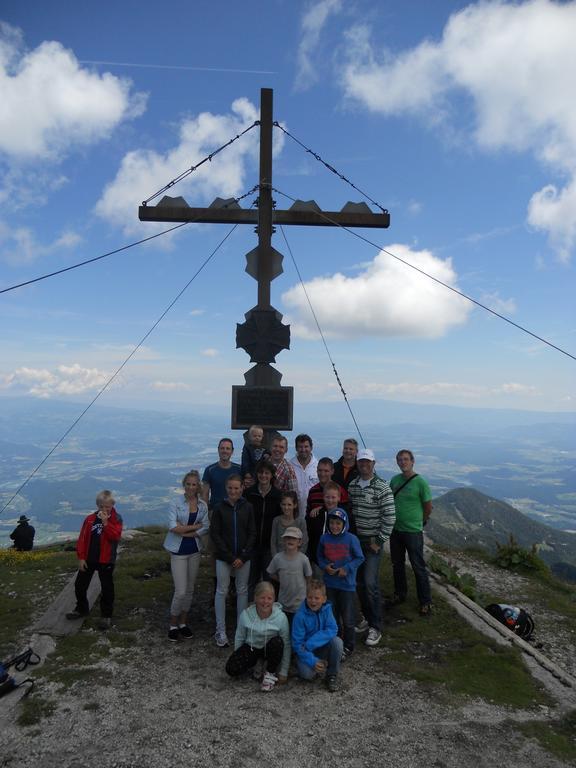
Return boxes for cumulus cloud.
[1,363,111,398]
[282,244,470,339]
[341,0,576,261]
[295,0,343,90]
[0,220,82,265]
[94,97,274,235]
[0,22,146,160]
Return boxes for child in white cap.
[267,526,312,626]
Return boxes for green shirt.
[390,474,432,533]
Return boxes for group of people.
[65,428,433,693]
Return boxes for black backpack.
[0,648,39,698]
[485,603,535,640]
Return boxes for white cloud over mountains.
[341,0,576,261]
[0,22,146,160]
[1,363,111,398]
[282,244,470,339]
[95,98,267,235]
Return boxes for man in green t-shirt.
[389,450,432,615]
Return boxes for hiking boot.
[354,618,369,634]
[66,610,86,620]
[179,625,193,639]
[261,671,278,692]
[365,628,382,647]
[419,603,432,617]
[98,617,112,631]
[168,627,180,642]
[326,674,338,693]
[214,631,229,648]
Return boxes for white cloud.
[150,380,191,391]
[359,380,539,399]
[189,309,205,317]
[94,98,270,235]
[201,348,219,357]
[0,22,146,160]
[341,0,576,261]
[480,292,517,315]
[295,0,343,90]
[0,220,82,265]
[282,243,470,339]
[1,363,111,398]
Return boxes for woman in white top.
[163,470,209,642]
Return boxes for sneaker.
[326,674,338,693]
[419,603,432,617]
[168,627,180,642]
[98,617,111,631]
[261,671,278,692]
[365,628,382,647]
[355,618,369,634]
[179,625,193,639]
[252,658,265,681]
[341,647,353,662]
[214,631,229,648]
[66,610,86,620]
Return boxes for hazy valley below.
[1,397,575,549]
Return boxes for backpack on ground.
[0,647,39,698]
[484,603,535,640]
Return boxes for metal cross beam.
[137,88,390,431]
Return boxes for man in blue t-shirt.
[201,438,241,510]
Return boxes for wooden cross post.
[139,88,390,431]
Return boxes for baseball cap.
[327,508,347,522]
[357,448,375,462]
[282,526,303,539]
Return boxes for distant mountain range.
[1,396,575,547]
[428,487,576,580]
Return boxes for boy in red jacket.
[66,490,123,629]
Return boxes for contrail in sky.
[80,60,276,74]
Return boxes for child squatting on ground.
[291,578,343,692]
[225,581,291,692]
[317,507,364,658]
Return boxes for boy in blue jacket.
[317,507,364,658]
[291,578,343,692]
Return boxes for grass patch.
[518,711,576,762]
[17,694,56,727]
[381,595,551,708]
[0,545,77,659]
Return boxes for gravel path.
[2,605,574,768]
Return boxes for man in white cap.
[347,448,395,647]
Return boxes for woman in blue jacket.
[163,470,209,642]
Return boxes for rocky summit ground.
[1,545,575,768]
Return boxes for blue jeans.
[390,530,431,605]
[356,544,383,631]
[215,559,250,634]
[296,636,343,679]
[326,588,356,651]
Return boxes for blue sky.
[0,0,574,415]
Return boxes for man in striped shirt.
[347,448,395,648]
